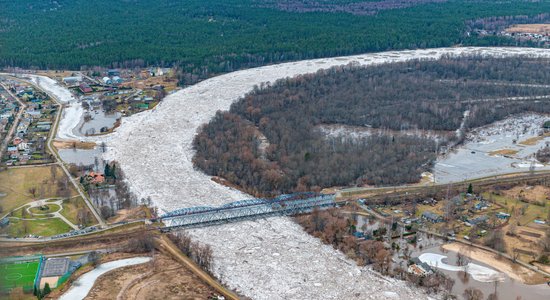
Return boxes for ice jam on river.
[43,47,550,299]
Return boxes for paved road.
[0,80,27,156]
[13,75,106,227]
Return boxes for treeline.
[2,1,550,85]
[256,0,446,15]
[537,145,550,164]
[168,232,214,274]
[193,56,550,195]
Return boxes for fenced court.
[0,256,42,293]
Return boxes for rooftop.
[42,258,70,277]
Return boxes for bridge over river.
[158,193,336,230]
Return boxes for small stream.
[59,257,151,300]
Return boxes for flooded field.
[415,246,550,300]
[354,214,550,299]
[58,148,104,169]
[79,110,121,136]
[434,114,550,183]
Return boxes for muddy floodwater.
[79,110,120,135]
[415,245,550,299]
[58,148,105,170]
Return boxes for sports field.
[0,260,39,293]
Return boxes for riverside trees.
[194,56,550,196]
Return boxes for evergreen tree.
[104,163,111,177]
[467,183,474,194]
[43,283,51,296]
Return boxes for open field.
[119,74,179,93]
[0,165,77,213]
[505,24,550,34]
[0,259,39,293]
[484,188,550,226]
[59,197,96,227]
[1,218,72,238]
[53,140,97,150]
[82,253,217,300]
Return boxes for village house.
[465,215,488,227]
[79,83,93,93]
[85,171,105,184]
[408,258,433,276]
[422,211,443,223]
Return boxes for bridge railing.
[161,194,335,230]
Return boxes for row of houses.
[3,84,55,165]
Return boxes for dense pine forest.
[193,56,550,196]
[2,1,550,84]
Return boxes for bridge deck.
[160,194,336,230]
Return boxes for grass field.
[60,197,96,227]
[0,218,72,238]
[0,260,39,293]
[29,204,59,215]
[483,190,550,226]
[0,166,77,213]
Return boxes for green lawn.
[482,192,550,225]
[0,218,71,238]
[28,204,60,215]
[0,166,77,214]
[8,206,29,219]
[60,197,96,227]
[0,260,39,293]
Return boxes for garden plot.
[92,47,550,299]
[434,114,550,183]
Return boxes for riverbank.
[442,242,546,284]
[100,47,550,299]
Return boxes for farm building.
[79,83,93,93]
[62,76,82,85]
[107,69,120,77]
[102,77,112,84]
[112,76,123,84]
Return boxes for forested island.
[2,1,550,85]
[193,56,550,196]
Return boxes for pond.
[59,257,151,300]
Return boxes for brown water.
[415,245,550,299]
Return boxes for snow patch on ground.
[90,47,550,299]
[419,253,505,283]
